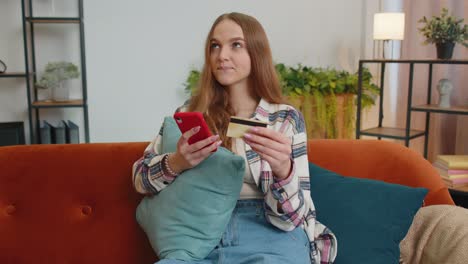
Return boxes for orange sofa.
[0,139,453,263]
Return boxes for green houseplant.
[418,8,468,59]
[184,63,380,139]
[275,64,379,139]
[36,61,80,101]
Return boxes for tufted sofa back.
[0,142,156,263]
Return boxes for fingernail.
[217,140,222,146]
[244,133,252,139]
[193,126,200,132]
[249,127,258,132]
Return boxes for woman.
[133,12,337,264]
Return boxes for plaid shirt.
[133,98,337,263]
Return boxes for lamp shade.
[373,13,405,40]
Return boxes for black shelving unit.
[356,59,468,159]
[0,73,30,78]
[21,0,89,143]
[0,72,33,142]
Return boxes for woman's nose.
[218,46,230,60]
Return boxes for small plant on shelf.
[36,61,80,89]
[35,61,80,101]
[418,8,468,59]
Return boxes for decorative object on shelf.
[418,8,468,59]
[0,59,6,73]
[35,61,80,102]
[373,12,405,59]
[436,78,453,108]
[184,64,380,139]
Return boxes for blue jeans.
[156,199,310,264]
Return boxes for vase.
[51,81,69,102]
[436,42,455,59]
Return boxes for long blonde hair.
[188,12,284,149]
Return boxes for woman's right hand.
[168,126,222,174]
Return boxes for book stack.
[40,120,79,144]
[433,155,468,190]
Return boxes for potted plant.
[275,64,379,139]
[36,61,80,101]
[418,8,468,59]
[184,63,380,139]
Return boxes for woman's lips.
[218,66,234,70]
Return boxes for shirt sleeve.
[132,104,190,195]
[264,108,310,231]
[132,122,177,195]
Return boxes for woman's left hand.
[243,127,292,180]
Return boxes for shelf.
[449,185,468,192]
[15,0,90,143]
[360,59,468,64]
[360,127,425,140]
[412,104,468,115]
[32,99,85,108]
[26,17,81,24]
[0,72,29,78]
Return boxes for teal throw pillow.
[136,117,245,261]
[309,162,428,264]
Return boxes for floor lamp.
[373,13,405,59]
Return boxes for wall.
[0,0,372,143]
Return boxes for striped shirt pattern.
[132,98,337,263]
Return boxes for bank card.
[226,116,268,138]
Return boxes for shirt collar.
[252,98,270,123]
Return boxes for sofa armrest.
[307,139,454,206]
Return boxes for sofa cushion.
[309,162,428,264]
[136,117,244,261]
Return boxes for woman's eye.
[232,42,242,48]
[210,43,220,49]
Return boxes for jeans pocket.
[287,227,310,249]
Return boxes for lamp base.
[373,40,400,60]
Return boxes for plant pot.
[51,81,70,102]
[436,42,455,59]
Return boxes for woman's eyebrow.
[210,37,245,42]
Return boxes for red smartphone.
[173,112,213,145]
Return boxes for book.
[51,121,66,144]
[435,155,468,170]
[442,177,468,188]
[433,165,468,179]
[433,161,468,174]
[39,121,52,144]
[65,120,79,144]
[442,176,468,185]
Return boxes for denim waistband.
[234,199,263,214]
